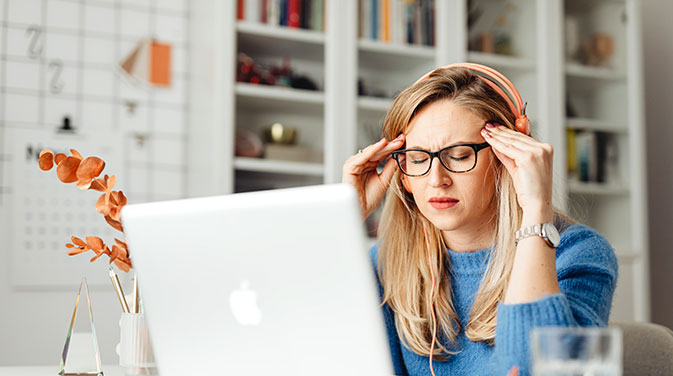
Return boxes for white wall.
[642,0,673,330]
[0,0,190,365]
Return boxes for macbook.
[121,183,393,375]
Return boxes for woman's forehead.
[405,100,486,145]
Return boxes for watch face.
[544,223,561,247]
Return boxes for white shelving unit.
[188,0,648,322]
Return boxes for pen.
[133,275,139,314]
[109,266,130,313]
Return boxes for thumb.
[378,158,398,188]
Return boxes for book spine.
[237,0,245,20]
[382,0,390,42]
[566,128,577,180]
[362,0,371,39]
[301,0,311,29]
[371,0,378,40]
[261,0,268,23]
[280,0,287,26]
[268,0,281,26]
[288,0,301,28]
[406,1,414,44]
[245,0,260,23]
[312,0,323,32]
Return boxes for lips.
[428,197,459,209]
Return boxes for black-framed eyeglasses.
[391,142,491,177]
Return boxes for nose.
[427,156,452,188]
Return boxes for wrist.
[520,204,553,227]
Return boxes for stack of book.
[566,129,619,185]
[359,0,435,46]
[237,0,325,31]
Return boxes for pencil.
[109,266,130,313]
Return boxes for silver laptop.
[121,183,393,376]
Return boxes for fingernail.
[485,123,495,128]
[394,133,404,141]
[481,128,492,138]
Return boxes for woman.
[342,64,618,376]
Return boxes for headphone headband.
[414,63,531,135]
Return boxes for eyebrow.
[406,141,481,149]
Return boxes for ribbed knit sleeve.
[492,224,619,375]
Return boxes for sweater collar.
[446,247,492,275]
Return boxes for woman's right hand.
[342,134,405,220]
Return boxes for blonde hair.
[377,67,573,360]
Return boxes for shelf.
[358,39,435,58]
[234,157,324,176]
[237,21,325,44]
[237,21,324,61]
[467,51,536,72]
[568,180,629,196]
[358,39,435,71]
[565,63,626,81]
[566,117,628,134]
[235,83,324,115]
[358,96,393,113]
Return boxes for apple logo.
[229,280,262,326]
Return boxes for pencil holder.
[118,313,157,375]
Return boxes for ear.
[401,174,413,194]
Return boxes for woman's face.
[403,99,498,239]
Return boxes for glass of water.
[531,326,622,376]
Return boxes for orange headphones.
[400,62,530,195]
[406,63,528,376]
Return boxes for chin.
[421,208,464,232]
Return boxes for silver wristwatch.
[515,222,560,248]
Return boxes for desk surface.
[0,366,126,376]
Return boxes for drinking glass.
[530,326,622,376]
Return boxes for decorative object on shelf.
[119,38,172,87]
[237,52,319,90]
[467,0,517,56]
[117,274,157,376]
[358,78,391,98]
[564,15,581,61]
[38,148,132,272]
[263,122,297,144]
[58,278,104,376]
[236,129,264,158]
[576,33,615,67]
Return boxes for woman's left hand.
[481,123,553,214]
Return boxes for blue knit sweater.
[370,224,618,376]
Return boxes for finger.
[487,124,539,149]
[371,136,405,161]
[482,129,530,161]
[377,157,398,188]
[507,366,519,376]
[491,144,516,172]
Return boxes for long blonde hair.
[378,67,572,359]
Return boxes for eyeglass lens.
[398,146,477,175]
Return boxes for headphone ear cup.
[515,115,531,135]
[401,175,412,194]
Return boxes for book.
[288,0,300,28]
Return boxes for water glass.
[531,326,622,376]
[119,313,157,375]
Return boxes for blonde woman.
[342,64,617,376]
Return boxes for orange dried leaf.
[54,153,66,164]
[38,149,54,171]
[56,156,81,183]
[105,215,124,232]
[95,194,109,215]
[114,238,125,247]
[65,243,75,248]
[90,253,103,262]
[76,157,105,191]
[110,206,122,221]
[71,236,87,247]
[70,149,83,160]
[90,179,106,192]
[108,175,116,191]
[85,236,104,251]
[67,246,88,256]
[114,258,132,272]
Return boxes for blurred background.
[0,0,670,367]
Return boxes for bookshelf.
[188,0,648,322]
